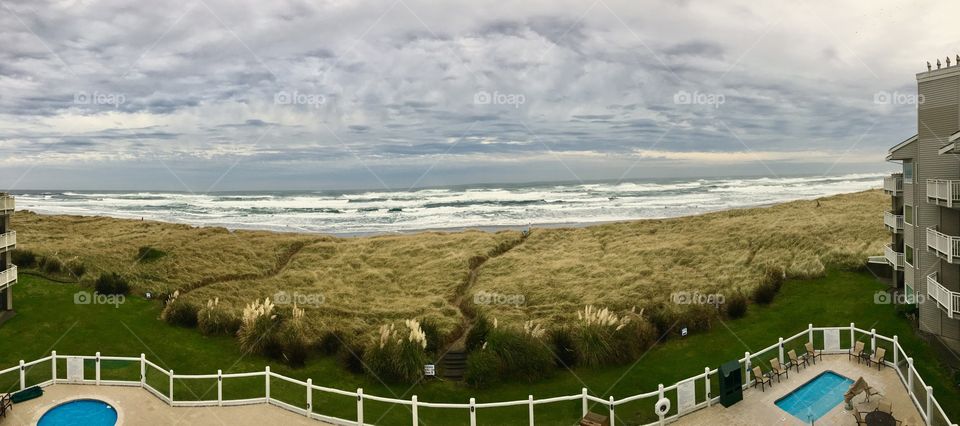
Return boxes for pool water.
[775,371,854,422]
[38,399,118,426]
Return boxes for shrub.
[136,246,167,262]
[65,259,86,278]
[645,304,677,338]
[276,305,310,367]
[549,327,578,368]
[161,291,200,327]
[197,298,241,335]
[95,272,130,295]
[465,315,491,352]
[464,348,500,388]
[678,304,716,333]
[39,256,63,274]
[725,292,748,319]
[572,305,646,367]
[752,281,779,305]
[338,342,367,374]
[472,320,554,383]
[237,298,282,356]
[418,318,443,355]
[318,330,346,355]
[11,249,37,267]
[363,319,429,383]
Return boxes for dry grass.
[12,190,887,342]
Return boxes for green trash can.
[719,360,743,407]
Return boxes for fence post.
[581,387,588,417]
[778,337,785,364]
[140,353,146,388]
[893,336,899,367]
[306,378,313,417]
[608,395,616,426]
[705,367,712,407]
[926,386,933,426]
[265,366,271,403]
[51,351,57,383]
[168,369,174,403]
[850,323,855,349]
[412,395,419,426]
[870,329,877,352]
[744,352,751,387]
[95,352,101,385]
[357,388,364,426]
[907,358,914,393]
[217,369,223,406]
[528,395,534,426]
[808,323,813,346]
[658,384,666,426]
[470,397,477,426]
[18,360,24,390]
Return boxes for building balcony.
[884,243,904,270]
[927,227,960,263]
[927,179,960,208]
[927,272,960,319]
[0,231,14,253]
[883,174,904,195]
[0,194,12,213]
[0,265,15,291]
[883,211,904,233]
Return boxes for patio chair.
[852,409,869,426]
[849,341,865,362]
[870,347,887,370]
[877,400,892,415]
[0,393,11,418]
[751,366,772,391]
[769,358,789,382]
[804,342,823,364]
[787,349,808,372]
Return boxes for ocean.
[11,173,885,235]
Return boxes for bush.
[276,308,310,367]
[197,298,240,335]
[136,246,167,262]
[418,318,443,355]
[39,256,63,274]
[464,349,500,388]
[572,306,652,367]
[465,315,491,352]
[237,298,282,356]
[161,291,200,327]
[678,304,716,333]
[752,281,779,305]
[725,292,748,319]
[474,321,554,383]
[318,330,346,355]
[338,342,367,375]
[65,259,86,278]
[549,327,578,368]
[363,320,429,383]
[95,272,130,295]
[11,249,37,267]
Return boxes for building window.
[904,285,916,304]
[905,245,914,267]
[904,205,913,225]
[903,161,914,183]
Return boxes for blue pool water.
[775,371,854,422]
[38,399,118,426]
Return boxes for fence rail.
[0,195,12,212]
[928,179,960,207]
[0,265,16,290]
[884,175,904,194]
[927,227,960,264]
[2,324,956,426]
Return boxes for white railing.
[927,179,960,207]
[0,195,12,212]
[885,244,905,270]
[0,325,955,426]
[0,265,15,290]
[884,212,905,232]
[927,227,960,264]
[927,273,960,319]
[0,231,15,252]
[884,175,904,194]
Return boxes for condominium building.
[884,58,960,351]
[0,192,15,319]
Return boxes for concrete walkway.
[677,354,923,425]
[4,384,331,425]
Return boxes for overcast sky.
[0,0,956,191]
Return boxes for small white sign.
[67,357,84,383]
[681,327,688,337]
[424,364,435,376]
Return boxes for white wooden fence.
[1,324,956,425]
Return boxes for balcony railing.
[0,265,16,290]
[927,227,960,263]
[927,272,960,319]
[883,174,904,194]
[927,179,960,207]
[883,211,904,232]
[0,231,15,253]
[884,244,904,270]
[0,195,12,212]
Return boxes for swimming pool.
[38,399,118,426]
[775,371,853,422]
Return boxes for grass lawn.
[0,269,957,425]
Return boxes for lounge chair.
[849,341,865,362]
[787,349,808,372]
[769,358,789,382]
[752,366,773,391]
[804,342,823,364]
[0,393,11,418]
[870,347,887,370]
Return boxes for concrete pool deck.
[3,384,331,425]
[677,354,924,425]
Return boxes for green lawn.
[0,270,957,425]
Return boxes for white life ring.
[655,397,671,416]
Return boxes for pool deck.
[677,354,924,425]
[4,384,331,425]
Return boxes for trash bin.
[719,360,743,407]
